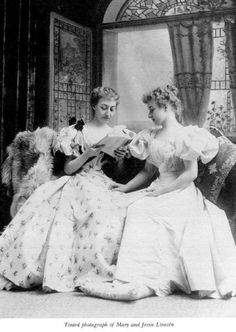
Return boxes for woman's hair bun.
[142,84,183,123]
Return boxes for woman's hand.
[114,146,128,159]
[146,187,163,197]
[86,145,104,158]
[109,183,129,193]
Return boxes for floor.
[1,290,236,318]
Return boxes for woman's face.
[93,97,117,124]
[147,100,167,126]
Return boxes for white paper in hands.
[94,126,136,157]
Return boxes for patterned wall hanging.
[117,0,234,21]
[50,13,92,131]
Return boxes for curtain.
[0,0,36,231]
[168,19,214,127]
[225,19,236,123]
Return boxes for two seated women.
[1,85,236,300]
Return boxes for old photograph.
[0,0,236,330]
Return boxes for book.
[95,126,136,157]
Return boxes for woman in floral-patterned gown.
[79,85,236,300]
[0,87,136,292]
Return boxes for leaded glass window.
[117,0,233,21]
[207,21,235,134]
[50,14,92,130]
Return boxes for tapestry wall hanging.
[49,13,92,130]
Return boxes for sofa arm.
[195,135,236,205]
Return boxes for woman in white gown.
[0,87,133,292]
[79,85,236,300]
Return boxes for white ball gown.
[84,125,236,299]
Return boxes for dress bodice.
[148,136,184,175]
[56,123,127,172]
[129,125,219,176]
[56,123,111,157]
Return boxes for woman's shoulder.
[175,125,219,163]
[177,125,218,143]
[59,119,85,136]
[59,124,76,136]
[181,124,208,134]
[57,121,85,157]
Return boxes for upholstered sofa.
[1,122,236,243]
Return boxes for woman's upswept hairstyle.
[90,87,119,109]
[142,85,183,122]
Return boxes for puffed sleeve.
[175,125,219,164]
[57,125,85,157]
[128,129,151,160]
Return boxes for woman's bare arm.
[111,161,157,193]
[64,147,103,175]
[125,162,157,192]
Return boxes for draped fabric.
[225,19,236,123]
[168,19,214,127]
[0,0,36,231]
